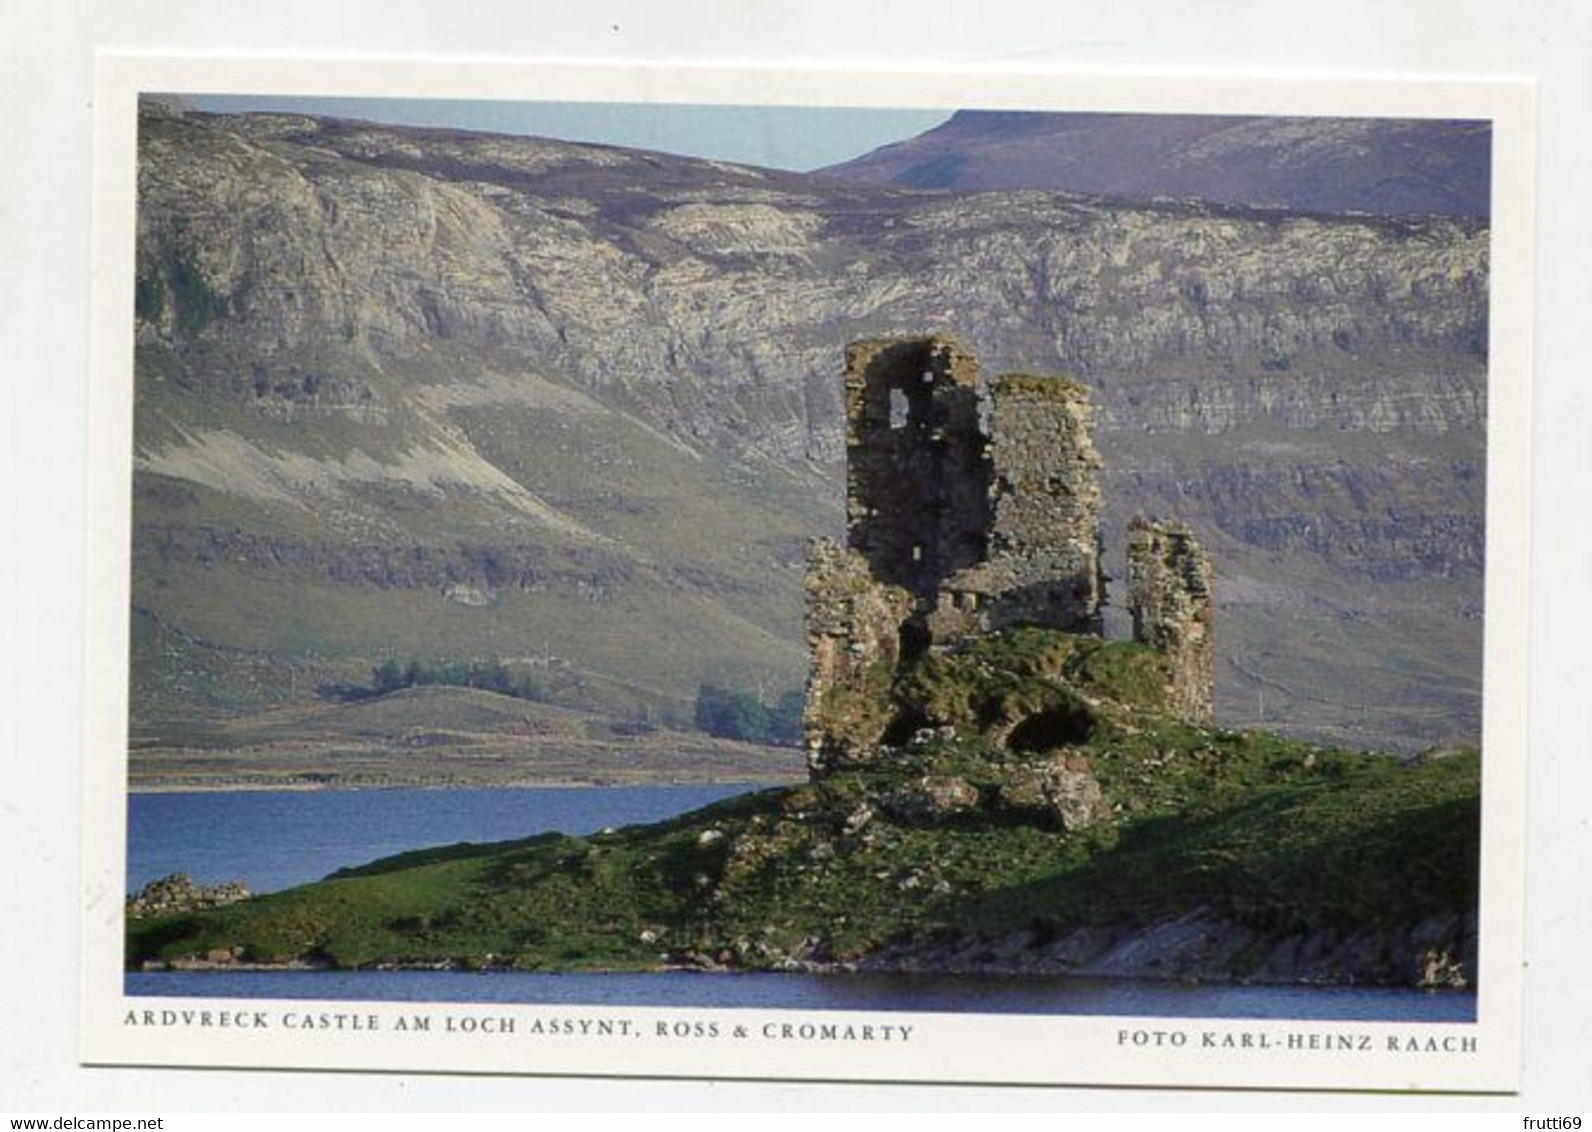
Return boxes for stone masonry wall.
[1126,517,1215,724]
[803,538,914,770]
[843,337,989,605]
[959,374,1104,636]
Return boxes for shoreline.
[128,774,803,795]
[126,957,1478,994]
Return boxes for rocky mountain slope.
[821,110,1491,217]
[131,102,1488,752]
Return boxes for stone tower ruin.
[805,334,1214,770]
[1126,517,1215,725]
[837,336,1104,649]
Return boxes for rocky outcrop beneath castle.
[126,618,1481,989]
[126,873,251,920]
[992,750,1109,832]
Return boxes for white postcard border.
[82,52,1535,1091]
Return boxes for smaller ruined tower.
[1126,518,1215,725]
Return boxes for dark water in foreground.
[126,784,1476,1021]
[124,969,1475,1021]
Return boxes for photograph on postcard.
[85,60,1530,1089]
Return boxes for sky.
[186,95,952,173]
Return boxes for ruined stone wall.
[842,337,989,604]
[805,335,1214,773]
[839,337,1104,648]
[1126,518,1215,724]
[802,537,914,770]
[964,374,1104,636]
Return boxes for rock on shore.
[126,873,251,919]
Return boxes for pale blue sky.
[186,95,951,173]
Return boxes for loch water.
[127,783,755,894]
[125,784,1476,1022]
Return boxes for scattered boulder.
[126,873,251,919]
[879,775,981,825]
[1418,947,1469,989]
[841,803,875,835]
[994,750,1106,831]
[779,785,822,816]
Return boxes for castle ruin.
[1126,517,1216,724]
[804,335,1214,772]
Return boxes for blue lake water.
[127,783,755,894]
[125,784,1477,1022]
[123,969,1475,1021]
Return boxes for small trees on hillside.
[366,657,546,702]
[694,684,803,747]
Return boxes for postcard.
[81,53,1534,1090]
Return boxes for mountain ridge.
[820,110,1492,218]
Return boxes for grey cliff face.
[136,111,1486,462]
[130,106,1487,750]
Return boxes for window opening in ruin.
[889,387,910,429]
[897,619,931,663]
